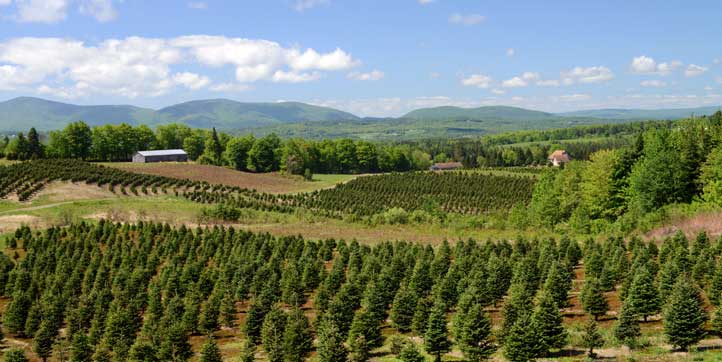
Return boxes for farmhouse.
[430,162,463,171]
[548,150,571,167]
[132,149,188,163]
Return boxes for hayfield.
[104,162,355,194]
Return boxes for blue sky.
[0,0,721,116]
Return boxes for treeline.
[522,111,722,232]
[2,222,722,361]
[0,118,677,175]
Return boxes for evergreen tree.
[398,342,426,362]
[711,305,722,337]
[4,291,31,335]
[220,291,236,328]
[27,127,43,159]
[663,277,707,351]
[199,337,223,362]
[500,282,534,339]
[348,309,383,350]
[157,322,193,362]
[238,339,256,362]
[70,332,93,362]
[282,307,313,362]
[4,349,29,362]
[316,319,347,362]
[244,299,268,344]
[543,261,571,308]
[127,338,159,362]
[411,296,433,335]
[581,278,609,320]
[531,290,567,353]
[709,263,722,307]
[424,300,450,362]
[626,266,661,322]
[199,293,221,334]
[391,284,417,332]
[33,321,56,362]
[457,303,495,361]
[614,299,641,347]
[581,317,604,358]
[261,306,287,362]
[503,313,543,362]
[348,335,370,362]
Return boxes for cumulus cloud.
[0,35,360,98]
[630,56,682,75]
[685,64,708,77]
[347,69,384,81]
[293,0,329,12]
[78,0,116,22]
[561,66,614,84]
[448,13,485,26]
[640,80,666,88]
[461,74,493,88]
[5,0,118,23]
[209,83,250,92]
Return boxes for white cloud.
[0,35,359,98]
[173,72,210,90]
[15,0,69,23]
[630,56,682,75]
[506,48,515,57]
[271,70,321,83]
[714,58,720,65]
[561,66,613,84]
[491,88,505,95]
[537,79,560,87]
[78,0,116,22]
[418,0,434,4]
[0,0,12,5]
[556,94,592,102]
[461,74,492,88]
[209,83,250,92]
[685,64,708,77]
[640,80,667,88]
[347,69,384,81]
[448,13,485,26]
[187,1,207,9]
[501,76,527,88]
[293,0,328,12]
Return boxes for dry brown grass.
[108,163,320,194]
[645,210,722,241]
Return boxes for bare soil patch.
[110,163,316,194]
[0,214,43,233]
[645,210,722,240]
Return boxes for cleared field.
[104,162,356,194]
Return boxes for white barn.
[132,149,188,163]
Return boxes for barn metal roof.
[136,149,187,157]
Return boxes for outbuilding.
[548,150,571,167]
[132,149,188,163]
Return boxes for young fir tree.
[199,293,221,335]
[411,295,433,335]
[282,307,313,362]
[424,299,451,362]
[316,319,348,362]
[348,335,370,362]
[157,322,194,362]
[199,337,223,362]
[348,309,384,349]
[543,261,571,308]
[238,339,256,362]
[500,282,535,340]
[503,313,543,362]
[711,304,722,337]
[244,299,268,344]
[663,277,708,351]
[127,338,159,362]
[581,278,609,320]
[33,321,56,362]
[261,306,287,362]
[581,317,604,358]
[69,332,93,362]
[614,299,641,348]
[531,290,567,354]
[220,291,236,328]
[457,303,496,361]
[709,263,722,307]
[626,266,661,322]
[390,284,417,332]
[4,348,29,362]
[398,342,426,362]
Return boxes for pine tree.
[238,339,256,362]
[199,337,223,362]
[316,319,348,362]
[581,278,609,320]
[4,291,31,335]
[220,291,236,328]
[711,305,722,337]
[457,303,495,361]
[244,299,268,344]
[157,322,193,362]
[282,307,313,362]
[503,313,543,362]
[531,290,567,353]
[614,299,641,347]
[424,299,450,362]
[4,349,29,362]
[626,266,661,322]
[33,321,56,362]
[181,290,201,334]
[543,261,571,308]
[348,309,383,349]
[199,293,221,334]
[398,342,425,362]
[70,332,93,362]
[390,284,417,332]
[663,277,707,351]
[127,338,158,362]
[709,263,722,307]
[411,296,433,335]
[581,317,604,358]
[500,282,534,339]
[261,306,287,362]
[348,335,370,362]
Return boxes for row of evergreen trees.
[1,222,722,361]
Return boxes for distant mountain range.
[0,97,719,139]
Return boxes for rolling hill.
[402,105,557,121]
[558,106,721,120]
